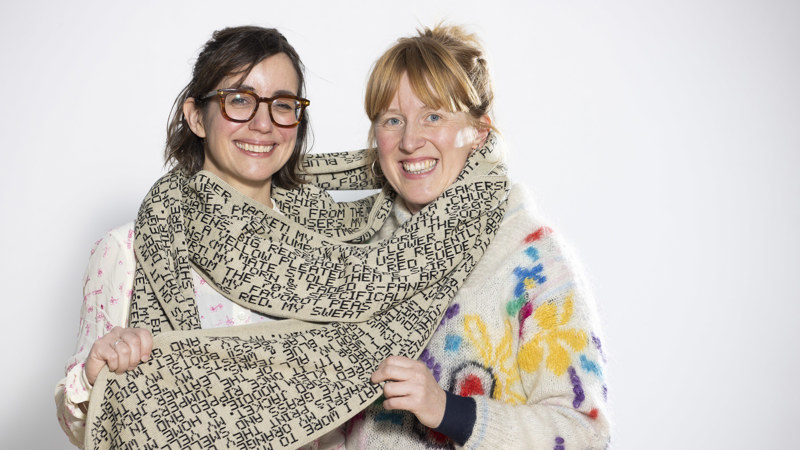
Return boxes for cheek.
[452,126,478,149]
[442,149,470,179]
[375,130,398,156]
[278,127,299,147]
[440,131,472,177]
[204,116,240,144]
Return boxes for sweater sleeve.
[54,223,136,448]
[434,391,477,445]
[462,227,610,450]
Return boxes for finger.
[134,328,154,361]
[382,394,417,412]
[385,394,446,429]
[97,341,120,374]
[119,335,141,370]
[372,355,412,374]
[112,338,131,374]
[382,379,416,399]
[101,326,125,373]
[382,396,400,411]
[371,360,389,383]
[86,341,117,386]
[382,382,447,428]
[382,355,417,368]
[372,364,415,384]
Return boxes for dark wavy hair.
[165,26,309,189]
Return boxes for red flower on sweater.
[458,374,486,396]
[449,362,495,399]
[524,226,553,243]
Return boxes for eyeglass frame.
[199,89,310,128]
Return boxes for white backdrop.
[1,0,798,448]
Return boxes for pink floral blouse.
[55,222,344,449]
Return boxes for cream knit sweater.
[345,184,611,449]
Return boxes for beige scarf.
[85,135,508,449]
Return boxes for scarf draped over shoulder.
[85,134,509,449]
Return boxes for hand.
[371,355,447,428]
[84,326,153,386]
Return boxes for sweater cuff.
[433,391,476,446]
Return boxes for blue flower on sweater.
[580,354,602,378]
[513,264,546,297]
[444,334,462,352]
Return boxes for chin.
[240,166,278,180]
[404,194,436,208]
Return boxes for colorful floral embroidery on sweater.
[342,190,610,448]
[463,315,525,404]
[518,292,588,376]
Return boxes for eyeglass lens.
[224,92,303,125]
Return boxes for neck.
[226,182,274,208]
[248,187,274,209]
[400,198,422,215]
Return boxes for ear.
[183,98,207,138]
[473,114,492,148]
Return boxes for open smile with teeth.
[403,159,437,174]
[236,141,275,153]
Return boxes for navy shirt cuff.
[433,391,476,446]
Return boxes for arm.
[371,356,448,427]
[54,224,139,447]
[463,228,610,449]
[372,357,475,445]
[368,187,609,448]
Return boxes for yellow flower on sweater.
[463,315,526,404]
[519,292,587,376]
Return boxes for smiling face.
[183,53,300,206]
[375,73,488,214]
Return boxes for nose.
[399,121,425,153]
[248,101,274,133]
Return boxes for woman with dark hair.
[53,26,348,448]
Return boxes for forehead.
[219,53,300,93]
[384,72,448,111]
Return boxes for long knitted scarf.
[85,135,508,449]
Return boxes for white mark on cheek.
[453,126,478,149]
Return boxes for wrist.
[81,363,94,388]
[433,391,476,446]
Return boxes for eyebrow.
[235,84,298,97]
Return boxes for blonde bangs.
[365,37,481,122]
[364,24,496,182]
[365,57,400,122]
[407,41,479,114]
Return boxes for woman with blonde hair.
[345,25,611,448]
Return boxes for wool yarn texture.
[84,135,509,449]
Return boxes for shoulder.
[502,184,543,226]
[480,184,589,285]
[463,184,549,282]
[500,184,577,255]
[490,184,550,252]
[504,185,588,277]
[106,222,135,245]
[86,222,136,263]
